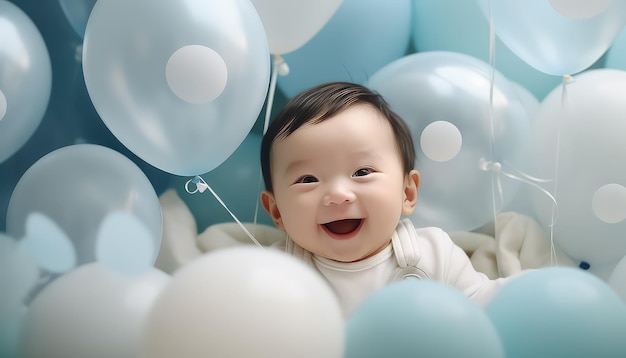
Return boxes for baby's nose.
[323,181,356,206]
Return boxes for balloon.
[18,212,76,273]
[95,211,156,276]
[6,144,162,267]
[250,0,342,55]
[0,0,52,163]
[528,69,626,266]
[345,279,504,358]
[19,263,170,358]
[82,0,270,176]
[142,246,344,358]
[478,0,626,75]
[58,0,97,38]
[606,27,626,71]
[368,51,530,231]
[0,234,37,356]
[171,132,274,232]
[278,0,412,98]
[609,254,626,303]
[486,267,626,358]
[412,0,562,100]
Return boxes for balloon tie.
[186,176,262,247]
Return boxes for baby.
[259,81,513,316]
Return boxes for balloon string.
[186,176,262,247]
[254,55,290,225]
[487,0,500,241]
[479,158,560,233]
[546,74,574,265]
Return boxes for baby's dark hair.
[261,81,415,193]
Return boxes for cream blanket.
[155,189,575,276]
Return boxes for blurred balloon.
[345,279,504,358]
[609,254,626,303]
[58,0,96,38]
[478,0,626,75]
[486,267,626,358]
[278,0,412,98]
[82,0,270,176]
[528,69,626,266]
[0,0,52,163]
[95,211,155,276]
[0,232,38,357]
[606,27,626,71]
[19,212,76,273]
[548,0,612,19]
[142,246,344,358]
[20,263,170,358]
[6,144,162,266]
[171,132,273,232]
[0,233,39,308]
[368,51,530,232]
[250,0,342,55]
[412,0,561,100]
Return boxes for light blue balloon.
[7,144,162,267]
[58,0,97,38]
[278,0,412,98]
[82,0,270,176]
[480,0,626,76]
[19,212,76,273]
[0,233,39,307]
[486,267,626,358]
[95,211,155,276]
[345,279,504,358]
[606,27,626,71]
[412,0,561,100]
[368,51,530,232]
[0,0,52,164]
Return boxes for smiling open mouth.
[323,219,363,235]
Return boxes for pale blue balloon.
[0,233,39,306]
[345,279,504,358]
[606,27,626,71]
[486,267,626,358]
[82,0,270,176]
[479,0,626,75]
[368,51,530,231]
[7,144,162,267]
[0,0,52,163]
[412,0,561,100]
[95,211,155,276]
[19,212,76,273]
[278,0,412,98]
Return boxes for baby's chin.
[319,245,388,263]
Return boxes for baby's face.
[264,104,417,262]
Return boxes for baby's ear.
[260,190,285,230]
[401,170,420,216]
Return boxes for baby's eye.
[294,175,318,184]
[353,168,375,177]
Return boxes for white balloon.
[529,69,626,265]
[142,246,344,358]
[250,0,342,54]
[20,263,170,358]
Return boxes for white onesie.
[285,218,511,317]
